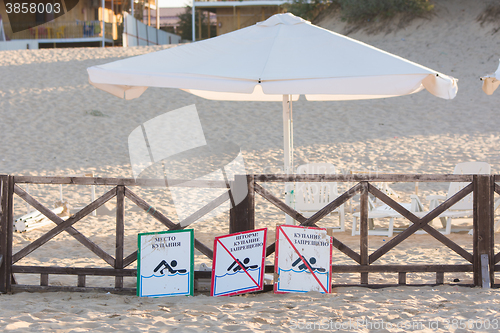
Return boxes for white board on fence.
[211,228,267,296]
[137,229,194,297]
[274,225,332,294]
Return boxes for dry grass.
[337,0,434,35]
[313,2,433,36]
[477,4,500,34]
[311,2,342,25]
[343,11,432,35]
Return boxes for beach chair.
[294,163,345,232]
[56,26,66,39]
[351,195,424,237]
[426,162,490,235]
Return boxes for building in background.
[123,11,182,46]
[0,0,124,49]
[143,7,186,34]
[0,0,286,49]
[192,0,288,40]
[0,0,181,50]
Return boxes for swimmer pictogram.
[227,257,258,272]
[154,260,187,275]
[291,256,326,272]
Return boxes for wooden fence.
[0,175,227,293]
[232,174,499,288]
[0,174,499,293]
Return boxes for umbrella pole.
[283,94,294,224]
[192,1,196,42]
[101,0,105,47]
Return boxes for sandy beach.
[1,0,500,331]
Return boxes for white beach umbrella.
[481,59,500,95]
[88,13,457,217]
[88,13,457,175]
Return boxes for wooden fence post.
[115,186,125,288]
[4,176,14,292]
[473,175,494,287]
[229,175,255,233]
[0,176,7,293]
[360,182,369,284]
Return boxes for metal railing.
[9,21,114,40]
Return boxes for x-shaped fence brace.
[254,180,476,266]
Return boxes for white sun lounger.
[351,194,424,237]
[294,163,345,232]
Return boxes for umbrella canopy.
[88,13,457,102]
[481,59,500,95]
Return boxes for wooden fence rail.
[0,174,499,293]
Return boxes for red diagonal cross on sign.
[279,226,328,293]
[216,238,261,288]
